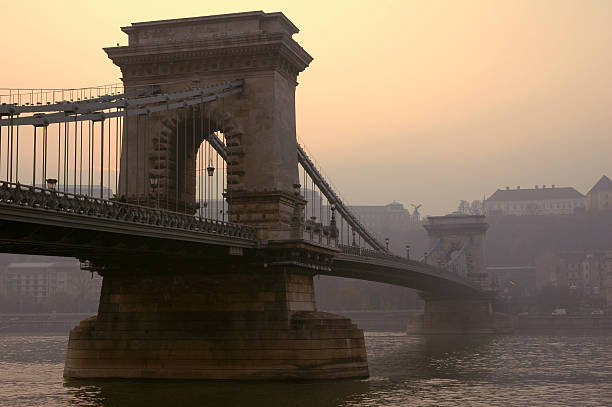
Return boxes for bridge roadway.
[0,181,480,295]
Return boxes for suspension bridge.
[0,11,511,380]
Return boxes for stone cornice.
[105,32,312,83]
[122,11,299,37]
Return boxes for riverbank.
[4,311,612,334]
[517,315,612,330]
[334,310,612,332]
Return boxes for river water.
[1,331,612,406]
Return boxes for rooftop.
[587,175,612,195]
[119,11,300,47]
[487,186,584,202]
[349,202,410,212]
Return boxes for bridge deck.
[0,182,257,259]
[329,252,482,296]
[0,184,481,295]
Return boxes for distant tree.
[469,200,483,215]
[457,200,470,214]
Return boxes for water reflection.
[2,332,612,407]
[64,379,370,407]
[368,333,495,378]
[61,335,499,407]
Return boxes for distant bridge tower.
[410,214,512,333]
[424,214,489,290]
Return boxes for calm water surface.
[2,332,612,406]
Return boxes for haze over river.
[2,325,612,406]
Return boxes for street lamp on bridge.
[149,176,160,207]
[46,178,57,191]
[207,159,215,177]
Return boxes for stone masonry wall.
[64,267,368,380]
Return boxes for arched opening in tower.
[148,104,229,219]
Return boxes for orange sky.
[2,0,611,214]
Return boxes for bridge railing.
[297,142,387,252]
[303,218,337,247]
[338,243,485,291]
[338,244,411,264]
[0,181,257,241]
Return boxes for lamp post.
[46,178,57,191]
[207,161,214,218]
[149,176,159,207]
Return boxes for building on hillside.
[348,202,420,230]
[535,251,568,289]
[586,175,612,212]
[485,185,585,216]
[535,251,607,305]
[1,261,102,302]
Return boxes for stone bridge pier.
[409,215,513,334]
[64,12,368,380]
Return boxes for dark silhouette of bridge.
[0,11,510,380]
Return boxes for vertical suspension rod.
[73,118,77,194]
[80,121,83,195]
[32,126,37,186]
[144,112,149,202]
[136,113,139,205]
[42,125,47,185]
[175,109,179,212]
[100,118,104,199]
[184,108,187,213]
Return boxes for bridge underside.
[331,255,481,297]
[0,205,256,263]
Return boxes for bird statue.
[410,204,422,221]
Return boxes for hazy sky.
[2,0,611,215]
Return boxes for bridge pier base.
[64,266,368,380]
[408,294,514,334]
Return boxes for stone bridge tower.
[105,11,312,240]
[64,12,368,381]
[411,214,513,334]
[424,214,489,290]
